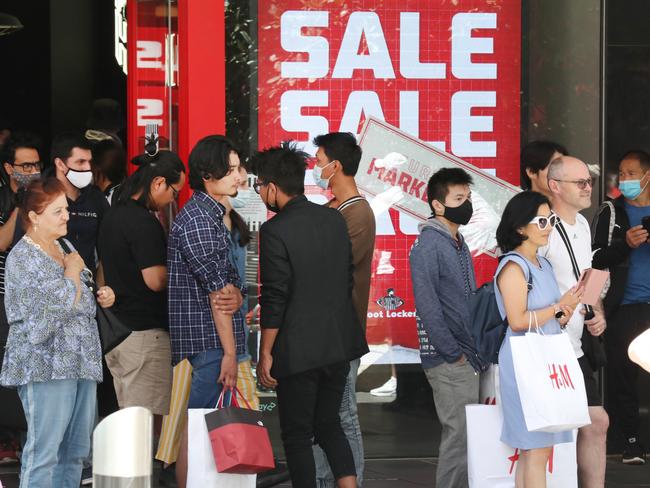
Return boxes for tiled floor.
[1,457,650,487]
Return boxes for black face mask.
[264,184,280,213]
[442,199,473,225]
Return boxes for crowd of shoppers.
[0,122,648,488]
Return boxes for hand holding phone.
[642,215,650,235]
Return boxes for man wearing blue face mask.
[592,150,650,465]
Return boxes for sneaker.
[80,466,93,485]
[370,376,397,396]
[622,437,646,465]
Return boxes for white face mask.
[66,168,93,189]
[229,188,254,209]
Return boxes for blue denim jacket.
[0,238,102,386]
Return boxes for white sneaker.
[370,376,397,396]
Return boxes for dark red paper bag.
[204,388,275,474]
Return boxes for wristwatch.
[553,303,564,320]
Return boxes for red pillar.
[177,0,226,204]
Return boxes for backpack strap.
[603,201,616,247]
[499,252,533,291]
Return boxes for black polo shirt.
[98,199,168,331]
[65,185,109,272]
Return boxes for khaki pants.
[105,329,173,416]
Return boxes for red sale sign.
[258,1,521,356]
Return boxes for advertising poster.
[258,0,521,362]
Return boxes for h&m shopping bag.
[187,408,256,488]
[480,364,501,405]
[510,332,590,432]
[466,404,577,488]
[204,388,275,474]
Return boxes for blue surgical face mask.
[619,173,649,200]
[229,188,254,209]
[312,161,335,190]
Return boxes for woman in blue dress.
[494,191,584,488]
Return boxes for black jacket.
[591,196,631,316]
[259,195,369,379]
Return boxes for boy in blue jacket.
[410,167,480,488]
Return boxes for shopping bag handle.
[215,386,254,410]
[527,311,543,334]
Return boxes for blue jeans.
[18,379,97,488]
[313,358,364,487]
[187,349,224,409]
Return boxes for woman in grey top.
[0,178,115,488]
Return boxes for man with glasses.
[253,143,368,488]
[0,132,42,463]
[540,155,609,488]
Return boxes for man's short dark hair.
[250,142,308,196]
[312,132,362,176]
[426,167,474,208]
[51,132,92,164]
[496,191,550,253]
[621,149,650,172]
[188,135,239,191]
[1,131,42,164]
[520,140,568,190]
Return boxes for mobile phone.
[642,215,650,234]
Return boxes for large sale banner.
[258,1,521,361]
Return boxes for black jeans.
[275,361,356,488]
[605,303,650,439]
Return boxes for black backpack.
[470,254,532,365]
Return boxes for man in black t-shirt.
[50,133,109,272]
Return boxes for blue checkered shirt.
[167,191,246,364]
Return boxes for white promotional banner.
[466,404,578,488]
[510,332,591,432]
[187,409,256,488]
[356,117,521,257]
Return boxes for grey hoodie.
[409,217,480,370]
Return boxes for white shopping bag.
[466,404,577,488]
[510,332,591,432]
[187,409,256,488]
[629,328,650,373]
[480,364,501,405]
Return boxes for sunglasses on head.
[529,213,559,230]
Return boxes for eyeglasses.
[529,213,559,230]
[168,183,180,198]
[253,180,268,194]
[551,178,594,190]
[12,161,43,173]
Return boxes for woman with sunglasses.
[494,191,583,488]
[97,150,186,426]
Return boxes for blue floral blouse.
[0,238,102,386]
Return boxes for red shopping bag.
[204,388,275,474]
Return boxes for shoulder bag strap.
[555,222,594,319]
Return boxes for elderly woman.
[0,178,114,488]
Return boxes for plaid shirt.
[167,191,246,364]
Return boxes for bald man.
[539,156,609,487]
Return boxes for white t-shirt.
[539,213,592,358]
